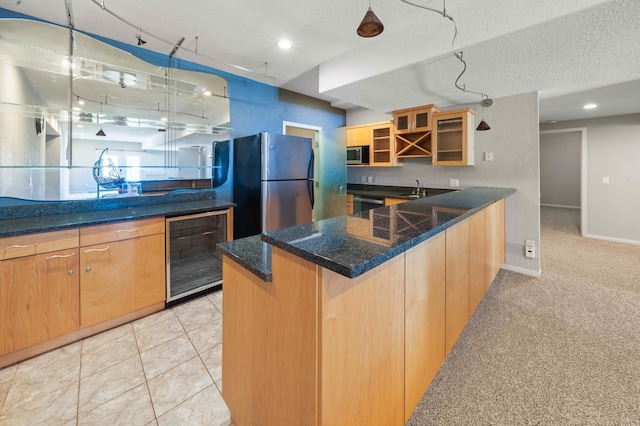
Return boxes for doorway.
[540,128,587,236]
[284,121,347,221]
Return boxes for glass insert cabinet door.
[0,18,231,201]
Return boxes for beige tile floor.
[0,291,232,426]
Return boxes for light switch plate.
[449,179,459,188]
[602,176,610,184]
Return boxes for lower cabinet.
[0,216,170,366]
[0,249,79,356]
[80,233,165,327]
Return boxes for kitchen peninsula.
[0,190,234,368]
[217,186,515,426]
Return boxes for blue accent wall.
[0,8,346,138]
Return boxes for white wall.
[540,132,581,208]
[541,114,640,243]
[347,92,541,276]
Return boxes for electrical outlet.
[602,176,610,184]
[367,176,374,183]
[525,240,536,259]
[484,152,494,161]
[360,176,367,183]
[449,178,459,188]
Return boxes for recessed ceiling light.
[584,103,598,109]
[203,90,212,96]
[277,39,292,49]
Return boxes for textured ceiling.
[1,0,639,122]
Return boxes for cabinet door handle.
[115,228,138,235]
[83,246,110,254]
[46,252,76,260]
[3,243,37,251]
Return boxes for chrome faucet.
[414,179,421,194]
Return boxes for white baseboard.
[540,203,580,209]
[501,264,542,278]
[584,233,640,246]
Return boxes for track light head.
[136,34,146,45]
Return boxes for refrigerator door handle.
[307,149,314,180]
[339,185,345,197]
[308,179,315,209]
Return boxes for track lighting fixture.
[357,1,384,38]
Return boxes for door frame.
[540,127,587,236]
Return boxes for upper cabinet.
[346,121,399,167]
[393,104,440,159]
[393,104,439,135]
[346,125,371,147]
[432,108,475,166]
[392,104,475,166]
[370,122,397,166]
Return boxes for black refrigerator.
[233,132,314,238]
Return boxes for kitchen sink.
[400,193,421,199]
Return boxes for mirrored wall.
[0,18,231,200]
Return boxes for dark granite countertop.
[0,190,235,237]
[215,235,272,282]
[347,183,456,200]
[218,187,515,281]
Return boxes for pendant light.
[476,95,492,131]
[96,103,106,136]
[357,1,384,38]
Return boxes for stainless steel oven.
[352,195,384,214]
[166,210,230,303]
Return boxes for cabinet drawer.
[0,229,79,260]
[80,217,165,246]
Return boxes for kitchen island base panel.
[222,248,318,426]
[222,247,405,426]
[220,194,509,425]
[404,232,446,422]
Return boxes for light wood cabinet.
[393,104,441,159]
[404,232,445,422]
[469,209,487,316]
[347,121,399,167]
[445,218,470,356]
[346,125,371,147]
[1,229,80,356]
[347,193,354,214]
[370,123,397,166]
[432,108,475,166]
[384,197,407,206]
[485,198,506,290]
[393,105,438,134]
[80,218,165,327]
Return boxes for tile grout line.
[133,321,161,425]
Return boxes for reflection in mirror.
[0,18,231,201]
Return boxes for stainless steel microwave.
[346,145,370,165]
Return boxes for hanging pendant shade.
[96,128,106,137]
[357,7,384,38]
[476,119,491,131]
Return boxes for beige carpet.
[407,207,640,425]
